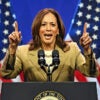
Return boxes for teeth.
[45,35,52,39]
[44,34,52,36]
[45,36,51,37]
[44,34,52,39]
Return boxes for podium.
[1,82,97,100]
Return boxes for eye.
[41,23,46,26]
[51,23,56,26]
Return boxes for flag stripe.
[74,70,88,82]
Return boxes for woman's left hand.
[80,23,92,53]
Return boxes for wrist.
[84,47,92,55]
[84,47,94,58]
[9,44,17,54]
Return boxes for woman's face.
[39,13,59,46]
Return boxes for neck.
[41,43,55,51]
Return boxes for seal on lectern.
[34,90,66,100]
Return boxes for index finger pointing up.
[14,21,18,32]
[83,22,87,34]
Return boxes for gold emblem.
[34,90,65,100]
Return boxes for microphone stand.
[46,64,52,82]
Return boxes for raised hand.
[80,23,92,52]
[8,21,21,47]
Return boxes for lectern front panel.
[1,82,97,100]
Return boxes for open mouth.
[44,34,53,39]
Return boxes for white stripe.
[12,75,22,82]
[65,33,72,41]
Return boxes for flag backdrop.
[0,0,24,94]
[66,0,100,99]
[0,0,100,99]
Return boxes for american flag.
[0,0,24,94]
[65,0,100,99]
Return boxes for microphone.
[52,50,60,68]
[38,50,46,68]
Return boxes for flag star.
[77,11,83,17]
[87,5,92,10]
[2,48,7,53]
[93,16,99,22]
[2,39,8,44]
[76,21,82,26]
[92,34,97,40]
[95,7,100,13]
[4,11,10,17]
[12,22,15,28]
[86,14,91,19]
[91,43,96,49]
[79,3,84,8]
[96,0,100,3]
[12,14,16,19]
[4,20,9,26]
[93,25,98,31]
[76,30,81,35]
[5,2,10,7]
[86,23,90,28]
[3,29,9,35]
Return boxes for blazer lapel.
[52,46,65,81]
[28,49,47,80]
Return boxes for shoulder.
[17,44,30,52]
[16,45,31,58]
[18,44,29,49]
[66,41,78,47]
[63,40,79,52]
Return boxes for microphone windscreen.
[52,50,60,66]
[38,50,45,58]
[38,50,45,67]
[52,50,59,58]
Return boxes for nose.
[46,24,51,31]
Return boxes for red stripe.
[74,70,88,82]
[0,78,12,82]
[19,71,24,82]
[97,75,100,85]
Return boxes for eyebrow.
[41,21,57,24]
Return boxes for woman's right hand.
[9,21,21,48]
[8,21,21,54]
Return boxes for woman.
[0,8,98,82]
